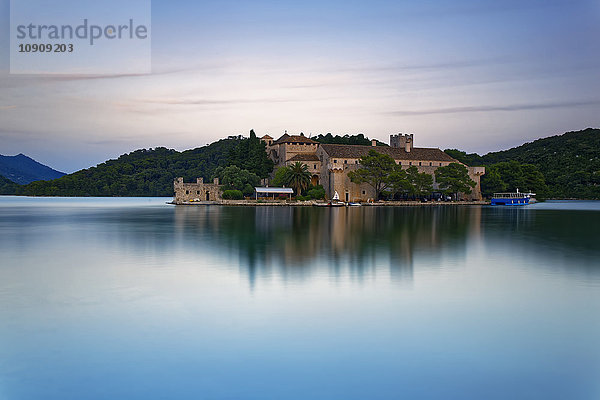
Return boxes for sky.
[1,0,599,173]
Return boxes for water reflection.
[482,206,600,277]
[171,206,483,285]
[1,199,599,286]
[1,198,599,400]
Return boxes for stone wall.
[328,167,376,202]
[466,166,485,201]
[173,177,222,204]
[268,142,319,166]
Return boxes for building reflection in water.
[173,206,481,287]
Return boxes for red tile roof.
[273,134,318,145]
[287,153,320,162]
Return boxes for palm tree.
[285,162,311,196]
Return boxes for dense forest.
[445,128,600,199]
[0,175,19,195]
[15,131,272,197]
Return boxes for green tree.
[348,150,397,200]
[480,166,507,197]
[435,163,476,200]
[215,165,260,191]
[284,162,311,196]
[484,161,548,198]
[0,175,20,195]
[313,133,387,146]
[227,129,274,178]
[306,185,326,199]
[271,166,290,187]
[242,183,255,197]
[444,149,483,166]
[405,166,433,198]
[386,167,409,198]
[519,164,548,196]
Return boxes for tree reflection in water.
[173,206,482,287]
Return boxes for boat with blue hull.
[491,189,534,206]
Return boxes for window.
[409,162,412,166]
[314,164,317,169]
[355,160,358,164]
[334,160,337,163]
[419,162,422,166]
[429,162,432,166]
[344,160,347,164]
[186,190,189,194]
[439,163,442,166]
[197,191,200,194]
[362,190,366,195]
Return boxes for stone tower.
[390,133,413,152]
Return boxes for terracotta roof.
[273,134,318,145]
[320,144,458,162]
[261,135,273,139]
[287,153,320,162]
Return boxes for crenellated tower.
[390,133,414,152]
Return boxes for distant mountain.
[446,128,600,199]
[0,154,66,184]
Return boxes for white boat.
[313,191,345,207]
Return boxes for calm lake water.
[1,197,599,400]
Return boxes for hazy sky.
[1,0,599,173]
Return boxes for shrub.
[242,183,255,197]
[222,189,243,200]
[306,185,325,200]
